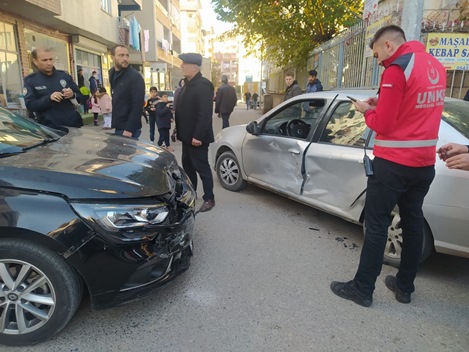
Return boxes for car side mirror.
[246,121,260,135]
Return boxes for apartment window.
[101,0,111,13]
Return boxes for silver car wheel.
[220,157,240,186]
[385,213,403,261]
[0,259,56,335]
[216,151,247,192]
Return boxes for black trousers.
[181,143,214,201]
[354,157,435,296]
[221,113,231,129]
[157,128,170,147]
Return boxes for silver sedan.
[211,90,469,266]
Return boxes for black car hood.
[0,128,178,199]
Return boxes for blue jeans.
[353,157,435,296]
[114,129,141,140]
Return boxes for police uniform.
[23,68,84,130]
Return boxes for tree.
[212,0,363,67]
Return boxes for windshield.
[0,107,62,152]
[442,100,469,138]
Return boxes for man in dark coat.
[24,47,84,131]
[215,75,237,129]
[89,71,98,95]
[109,45,145,139]
[175,53,215,213]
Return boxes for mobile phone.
[347,96,357,102]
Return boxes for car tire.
[216,151,247,192]
[0,239,82,346]
[363,211,434,268]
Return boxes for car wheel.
[0,239,82,346]
[216,151,247,192]
[363,211,434,268]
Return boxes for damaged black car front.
[0,107,196,346]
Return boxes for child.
[97,87,112,129]
[144,87,160,142]
[155,93,174,151]
[90,92,101,126]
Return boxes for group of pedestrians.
[22,25,469,307]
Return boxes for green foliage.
[212,0,363,67]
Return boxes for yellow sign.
[426,33,469,70]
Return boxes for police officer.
[24,47,84,131]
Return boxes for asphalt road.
[7,104,469,352]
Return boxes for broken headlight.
[72,203,169,231]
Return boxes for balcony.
[118,0,142,11]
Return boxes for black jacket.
[175,72,214,145]
[24,68,84,130]
[215,83,237,114]
[155,101,173,129]
[109,66,145,133]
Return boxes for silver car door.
[301,100,371,221]
[242,99,325,195]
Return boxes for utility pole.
[401,0,424,40]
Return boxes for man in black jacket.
[215,75,237,129]
[175,53,215,213]
[24,47,84,131]
[109,45,145,139]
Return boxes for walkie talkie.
[363,148,374,177]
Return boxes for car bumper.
[72,210,195,309]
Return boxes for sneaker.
[197,199,215,213]
[385,275,411,304]
[330,280,372,307]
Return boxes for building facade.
[0,0,143,113]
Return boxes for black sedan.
[0,107,195,346]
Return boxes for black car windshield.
[442,100,469,139]
[0,107,62,154]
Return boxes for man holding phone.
[24,47,84,130]
[331,25,446,307]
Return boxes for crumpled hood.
[0,128,179,199]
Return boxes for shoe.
[94,122,99,126]
[385,275,411,304]
[330,280,372,307]
[198,199,215,213]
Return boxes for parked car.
[211,90,469,267]
[0,107,196,346]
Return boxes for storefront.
[0,20,22,109]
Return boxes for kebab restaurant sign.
[426,33,469,70]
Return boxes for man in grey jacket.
[284,72,302,101]
[215,75,238,129]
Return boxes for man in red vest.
[331,25,446,307]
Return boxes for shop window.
[0,22,22,107]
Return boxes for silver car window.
[319,101,369,147]
[262,99,326,139]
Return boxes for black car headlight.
[72,203,169,231]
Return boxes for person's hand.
[123,130,132,137]
[192,138,202,147]
[353,100,371,113]
[50,91,64,102]
[62,88,74,99]
[437,143,468,161]
[445,153,469,171]
[365,97,378,107]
